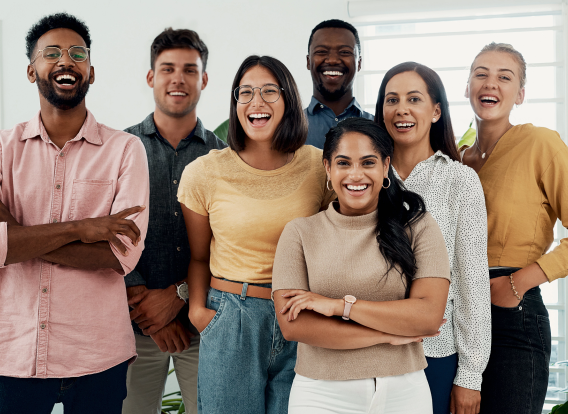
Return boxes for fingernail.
[124,251,129,256]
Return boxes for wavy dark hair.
[374,62,459,162]
[228,55,307,153]
[323,118,426,297]
[150,28,208,71]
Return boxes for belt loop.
[240,283,249,301]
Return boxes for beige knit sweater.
[272,201,451,380]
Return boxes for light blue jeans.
[197,283,297,414]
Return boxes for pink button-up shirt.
[0,110,149,378]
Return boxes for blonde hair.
[470,42,527,88]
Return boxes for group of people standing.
[0,10,566,414]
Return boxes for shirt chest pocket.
[69,179,114,221]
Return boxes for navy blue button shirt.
[124,113,227,335]
[304,96,374,149]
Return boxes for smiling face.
[148,48,207,118]
[27,28,94,110]
[324,131,389,216]
[236,65,285,145]
[307,27,361,102]
[383,71,440,150]
[466,51,525,122]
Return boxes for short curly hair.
[25,13,91,61]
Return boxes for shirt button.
[320,104,324,108]
[175,152,178,156]
[173,180,178,185]
[53,219,58,223]
[55,184,61,189]
[42,288,48,293]
[174,212,179,216]
[335,118,339,121]
[59,152,64,157]
[177,247,181,252]
[40,323,46,329]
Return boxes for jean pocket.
[490,297,525,312]
[69,179,113,221]
[201,289,225,337]
[537,315,551,356]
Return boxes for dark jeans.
[0,361,128,414]
[481,268,550,414]
[425,353,458,414]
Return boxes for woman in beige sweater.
[272,118,451,414]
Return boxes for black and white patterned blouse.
[394,151,491,391]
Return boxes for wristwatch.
[342,295,357,320]
[175,282,189,303]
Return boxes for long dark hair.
[323,118,426,297]
[227,55,307,153]
[374,62,459,162]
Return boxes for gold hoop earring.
[326,179,333,191]
[382,177,391,189]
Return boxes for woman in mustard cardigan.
[461,42,568,414]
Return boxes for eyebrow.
[385,90,424,97]
[474,65,515,75]
[159,62,198,67]
[334,154,379,160]
[313,44,355,50]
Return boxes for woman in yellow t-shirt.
[461,42,568,414]
[177,55,335,414]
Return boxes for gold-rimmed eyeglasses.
[233,84,284,104]
[31,46,90,64]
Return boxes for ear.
[306,54,310,71]
[433,103,441,121]
[516,87,525,105]
[89,66,95,84]
[323,158,331,178]
[201,71,209,90]
[147,69,155,88]
[357,56,362,72]
[464,84,470,99]
[383,156,390,178]
[27,64,36,84]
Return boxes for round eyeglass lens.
[260,85,281,103]
[68,46,88,62]
[42,47,63,63]
[236,86,253,104]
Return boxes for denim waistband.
[489,267,522,279]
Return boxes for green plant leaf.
[213,119,229,143]
[458,127,476,149]
[178,401,186,414]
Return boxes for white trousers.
[288,370,433,414]
[122,333,200,414]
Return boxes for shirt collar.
[307,96,364,116]
[145,112,207,144]
[20,110,102,145]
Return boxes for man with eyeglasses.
[305,19,373,149]
[0,13,149,414]
[121,28,225,414]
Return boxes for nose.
[483,75,498,90]
[57,50,76,68]
[251,88,265,107]
[395,101,410,117]
[348,164,365,181]
[171,69,185,85]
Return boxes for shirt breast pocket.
[69,179,114,221]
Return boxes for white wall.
[0,0,349,132]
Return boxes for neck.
[39,96,87,149]
[238,138,289,170]
[475,116,512,152]
[153,107,198,149]
[313,88,354,116]
[391,139,435,180]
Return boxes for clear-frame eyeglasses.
[233,84,284,104]
[31,46,90,64]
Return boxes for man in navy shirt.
[122,28,225,414]
[305,19,373,148]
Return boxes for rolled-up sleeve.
[452,170,491,390]
[109,137,150,275]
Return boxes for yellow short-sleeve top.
[177,145,335,284]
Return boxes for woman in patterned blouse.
[374,62,491,414]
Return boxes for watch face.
[178,283,189,300]
[344,295,356,304]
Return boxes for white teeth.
[323,71,343,76]
[347,184,368,191]
[395,122,415,128]
[481,96,498,102]
[56,74,76,81]
[169,91,187,96]
[248,113,270,118]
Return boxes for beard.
[36,72,90,110]
[315,77,349,102]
